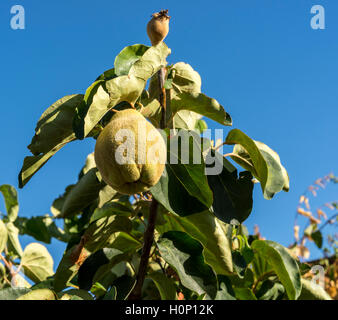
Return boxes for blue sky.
[0,0,337,268]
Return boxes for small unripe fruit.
[147,9,171,46]
[94,109,166,195]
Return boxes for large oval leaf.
[206,150,254,224]
[0,185,19,221]
[114,44,150,76]
[0,288,31,300]
[298,278,332,300]
[54,243,90,292]
[156,209,233,275]
[151,130,213,216]
[77,248,123,290]
[225,129,289,199]
[0,219,8,253]
[129,42,171,81]
[21,243,54,283]
[6,222,23,257]
[16,289,56,300]
[158,231,218,299]
[148,271,177,300]
[252,240,301,300]
[83,215,132,253]
[19,94,83,188]
[170,92,232,127]
[74,43,171,140]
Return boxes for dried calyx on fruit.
[147,9,171,46]
[94,109,167,195]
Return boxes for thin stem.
[318,213,338,232]
[129,199,159,299]
[0,254,17,285]
[0,254,12,272]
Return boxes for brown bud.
[147,9,171,46]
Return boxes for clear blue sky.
[0,0,337,268]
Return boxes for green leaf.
[28,94,83,155]
[6,222,23,257]
[226,129,289,199]
[158,231,218,299]
[298,278,332,300]
[0,185,19,221]
[74,43,170,140]
[31,278,54,290]
[90,282,107,298]
[98,184,118,208]
[92,252,131,288]
[304,224,317,237]
[74,77,143,140]
[73,81,110,139]
[151,130,213,216]
[255,280,285,300]
[233,287,257,300]
[253,141,289,196]
[170,92,232,126]
[145,61,201,102]
[129,42,171,81]
[109,232,142,253]
[54,243,90,292]
[96,68,116,81]
[15,215,69,244]
[207,151,253,224]
[252,240,301,300]
[19,94,83,188]
[195,119,208,133]
[112,275,136,300]
[229,268,254,288]
[103,286,117,300]
[156,210,233,275]
[0,220,8,253]
[232,251,247,278]
[17,288,56,300]
[61,169,103,218]
[78,248,122,290]
[50,185,73,217]
[61,289,94,300]
[21,243,54,283]
[16,216,51,244]
[114,44,150,76]
[174,110,204,131]
[170,62,202,93]
[148,271,177,300]
[55,152,115,218]
[90,201,134,223]
[311,230,323,249]
[215,283,236,300]
[147,62,231,128]
[215,276,236,300]
[0,287,31,300]
[83,215,132,253]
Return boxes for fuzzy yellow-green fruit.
[94,109,167,195]
[147,9,171,46]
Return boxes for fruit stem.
[158,68,167,129]
[129,68,167,300]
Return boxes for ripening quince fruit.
[94,109,167,195]
[147,10,171,46]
